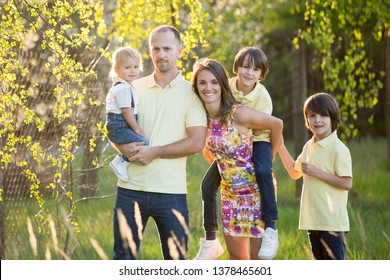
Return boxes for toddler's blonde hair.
[109,47,143,77]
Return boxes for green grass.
[3,138,390,259]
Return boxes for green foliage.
[294,0,389,139]
[110,0,210,79]
[200,0,271,71]
[0,0,108,257]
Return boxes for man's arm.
[129,126,207,165]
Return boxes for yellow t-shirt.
[229,77,272,142]
[295,131,352,231]
[118,73,207,194]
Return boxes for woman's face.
[196,69,221,105]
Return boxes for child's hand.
[301,162,319,176]
[135,128,145,137]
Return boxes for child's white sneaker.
[258,227,279,260]
[193,238,224,260]
[109,155,130,182]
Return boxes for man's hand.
[117,142,145,159]
[129,146,158,165]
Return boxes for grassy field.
[3,138,390,260]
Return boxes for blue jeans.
[252,141,278,222]
[201,141,278,232]
[113,187,189,260]
[308,230,348,260]
[106,113,148,145]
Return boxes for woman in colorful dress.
[191,58,283,260]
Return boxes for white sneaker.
[109,155,130,182]
[258,228,279,260]
[193,238,224,260]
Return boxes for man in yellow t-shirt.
[113,25,207,260]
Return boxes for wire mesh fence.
[0,46,120,259]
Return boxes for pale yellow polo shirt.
[118,73,207,194]
[229,77,272,142]
[295,131,352,231]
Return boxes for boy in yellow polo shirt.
[278,92,353,260]
[194,47,279,260]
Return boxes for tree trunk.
[385,34,390,167]
[291,39,309,197]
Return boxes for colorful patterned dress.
[206,105,263,238]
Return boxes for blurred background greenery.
[1,0,389,260]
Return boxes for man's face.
[149,30,182,74]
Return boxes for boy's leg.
[201,161,221,238]
[309,231,347,260]
[252,141,278,228]
[194,161,224,260]
[110,128,148,182]
[308,231,325,259]
[253,141,279,260]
